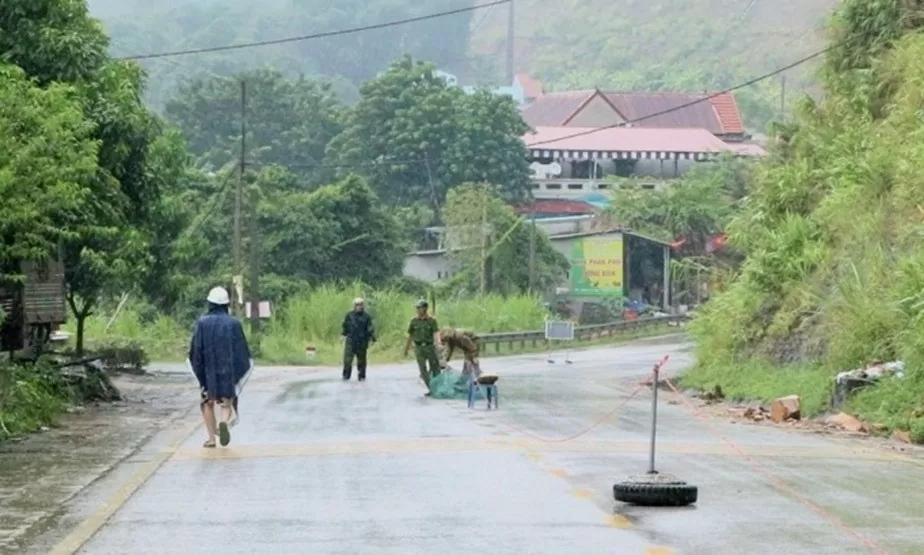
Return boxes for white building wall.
[402,254,460,282]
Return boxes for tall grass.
[259,285,548,364]
[71,285,550,365]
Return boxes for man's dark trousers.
[342,338,368,380]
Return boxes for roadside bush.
[0,360,74,440]
[685,20,924,436]
[94,342,149,374]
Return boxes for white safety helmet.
[353,297,364,305]
[207,286,230,305]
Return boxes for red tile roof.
[516,73,544,99]
[515,199,599,216]
[520,90,747,136]
[523,126,734,155]
[708,92,745,135]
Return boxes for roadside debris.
[832,360,905,408]
[826,412,867,433]
[892,430,912,444]
[742,406,769,421]
[770,395,801,423]
[698,385,725,404]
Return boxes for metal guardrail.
[476,314,690,353]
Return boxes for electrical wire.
[239,43,830,174]
[115,0,511,61]
[523,42,840,148]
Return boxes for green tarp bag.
[428,370,484,400]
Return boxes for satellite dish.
[549,162,562,176]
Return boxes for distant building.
[437,69,544,107]
[403,218,672,309]
[523,125,765,200]
[514,73,544,104]
[520,89,748,142]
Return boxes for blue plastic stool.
[467,373,498,410]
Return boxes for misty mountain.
[86,0,836,125]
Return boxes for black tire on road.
[613,482,698,507]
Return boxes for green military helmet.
[415,298,428,308]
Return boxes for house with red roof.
[514,73,544,104]
[519,89,748,142]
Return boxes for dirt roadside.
[0,369,198,553]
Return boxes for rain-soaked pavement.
[13,338,924,554]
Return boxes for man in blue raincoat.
[189,286,253,448]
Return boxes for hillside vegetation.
[684,0,924,440]
[87,0,833,127]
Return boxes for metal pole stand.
[545,321,574,364]
[613,355,698,507]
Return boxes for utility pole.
[480,193,487,296]
[248,202,261,343]
[506,0,515,84]
[232,80,246,316]
[528,195,536,294]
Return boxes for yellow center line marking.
[571,488,595,500]
[547,468,568,478]
[47,408,203,555]
[645,547,674,555]
[165,437,907,462]
[606,514,633,529]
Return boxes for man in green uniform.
[403,299,441,394]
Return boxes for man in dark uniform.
[403,299,440,394]
[342,297,376,381]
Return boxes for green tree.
[1,0,109,84]
[0,64,99,277]
[606,157,752,255]
[329,57,531,210]
[2,0,191,352]
[170,166,407,310]
[164,69,344,187]
[263,173,407,285]
[443,183,568,295]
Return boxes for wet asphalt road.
[37,339,924,554]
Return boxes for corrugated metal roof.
[520,90,596,127]
[605,92,728,134]
[520,90,747,136]
[524,126,734,154]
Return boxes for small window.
[531,183,541,189]
[567,183,583,190]
[597,183,609,190]
[641,183,656,190]
[546,183,562,190]
[437,271,443,279]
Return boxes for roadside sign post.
[544,320,574,364]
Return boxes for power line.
[176,37,850,177]
[116,1,511,61]
[179,164,237,241]
[524,42,838,148]
[255,44,841,170]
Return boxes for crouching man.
[439,328,481,378]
